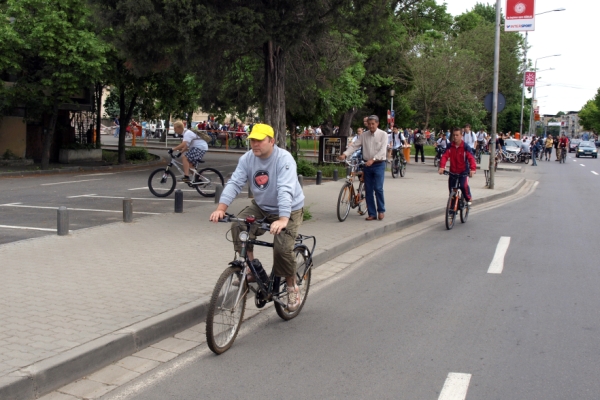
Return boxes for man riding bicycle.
[438,128,477,205]
[476,129,488,153]
[389,126,408,164]
[435,132,450,159]
[557,133,568,161]
[169,121,208,183]
[209,124,305,311]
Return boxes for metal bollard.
[214,184,224,203]
[174,190,183,213]
[298,175,304,188]
[333,169,339,181]
[123,198,133,223]
[248,184,254,199]
[316,170,322,185]
[57,206,69,236]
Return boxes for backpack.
[191,128,211,142]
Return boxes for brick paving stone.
[0,166,529,388]
[38,391,80,400]
[151,337,199,354]
[86,364,140,386]
[59,379,116,399]
[115,356,161,374]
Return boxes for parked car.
[575,141,598,158]
[569,138,581,153]
[504,139,522,155]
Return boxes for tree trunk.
[264,41,286,149]
[321,117,334,136]
[118,86,138,164]
[40,100,59,170]
[160,113,170,143]
[95,83,103,149]
[290,121,298,157]
[339,107,357,137]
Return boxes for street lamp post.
[519,8,566,135]
[528,54,559,136]
[390,89,395,129]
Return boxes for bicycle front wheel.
[274,247,312,321]
[194,168,225,197]
[391,159,399,178]
[399,161,405,177]
[336,183,352,222]
[445,195,456,230]
[508,153,518,163]
[460,197,469,223]
[356,182,367,215]
[148,168,176,197]
[206,266,247,355]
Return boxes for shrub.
[125,147,150,161]
[296,158,317,177]
[102,150,118,164]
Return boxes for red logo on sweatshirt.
[253,171,269,190]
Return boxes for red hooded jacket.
[440,141,476,174]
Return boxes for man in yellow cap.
[209,123,305,311]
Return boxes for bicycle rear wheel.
[460,195,469,223]
[445,195,456,230]
[399,161,405,177]
[206,266,247,355]
[274,247,312,321]
[194,168,225,197]
[148,168,176,197]
[356,182,367,215]
[336,183,352,222]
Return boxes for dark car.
[576,141,598,158]
[569,138,581,153]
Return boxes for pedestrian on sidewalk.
[530,137,539,166]
[209,123,306,311]
[339,115,387,221]
[113,117,119,137]
[414,129,426,163]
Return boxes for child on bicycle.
[388,126,407,164]
[169,121,208,183]
[438,128,477,205]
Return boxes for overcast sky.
[443,0,596,115]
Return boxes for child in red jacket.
[438,127,477,204]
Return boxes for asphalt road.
[100,154,600,400]
[0,152,243,244]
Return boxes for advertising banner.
[548,122,561,127]
[524,71,536,87]
[505,0,536,32]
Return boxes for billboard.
[505,0,536,32]
[524,71,536,87]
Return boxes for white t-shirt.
[437,137,449,149]
[477,131,487,141]
[182,129,208,151]
[463,131,476,148]
[388,133,406,149]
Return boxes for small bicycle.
[336,158,367,222]
[206,213,316,354]
[443,171,469,230]
[147,150,224,197]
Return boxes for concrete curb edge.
[0,178,526,400]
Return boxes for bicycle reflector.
[245,216,256,224]
[239,231,249,242]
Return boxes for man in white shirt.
[463,124,477,153]
[170,121,208,183]
[388,126,407,164]
[476,129,487,153]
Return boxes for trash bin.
[403,146,411,163]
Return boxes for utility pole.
[519,32,528,136]
[489,0,501,190]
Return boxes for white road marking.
[75,173,116,177]
[41,178,103,186]
[128,187,150,191]
[0,224,64,232]
[0,203,160,215]
[77,194,212,203]
[580,164,585,167]
[438,373,472,400]
[488,236,511,274]
[67,194,97,198]
[592,171,598,175]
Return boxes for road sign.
[505,0,536,32]
[484,92,506,113]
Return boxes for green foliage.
[125,147,151,161]
[303,206,312,221]
[579,95,600,133]
[296,158,317,177]
[61,143,97,150]
[2,149,18,160]
[102,150,118,164]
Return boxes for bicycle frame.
[445,171,466,211]
[345,159,364,207]
[165,154,211,186]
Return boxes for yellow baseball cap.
[247,123,274,140]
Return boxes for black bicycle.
[443,171,469,230]
[147,151,224,197]
[206,214,316,354]
[391,147,407,178]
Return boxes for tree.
[4,0,106,169]
[579,96,600,134]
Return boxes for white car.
[504,139,522,155]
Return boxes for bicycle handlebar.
[217,213,280,232]
[443,171,468,177]
[167,149,182,158]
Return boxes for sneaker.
[467,201,472,206]
[287,284,301,311]
[180,176,191,183]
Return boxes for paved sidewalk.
[0,165,527,399]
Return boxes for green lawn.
[289,137,437,156]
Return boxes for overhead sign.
[548,122,561,126]
[505,0,536,32]
[524,71,536,87]
[484,92,506,113]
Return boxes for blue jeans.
[363,161,385,217]
[532,151,538,166]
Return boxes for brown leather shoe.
[378,213,384,220]
[365,216,377,221]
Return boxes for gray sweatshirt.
[220,146,304,217]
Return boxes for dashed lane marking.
[0,203,160,214]
[67,194,97,198]
[580,164,585,167]
[438,373,472,400]
[41,178,103,186]
[488,236,511,274]
[75,173,117,177]
[0,224,64,232]
[592,171,598,175]
[73,194,212,203]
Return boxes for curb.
[0,178,526,400]
[0,156,165,179]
